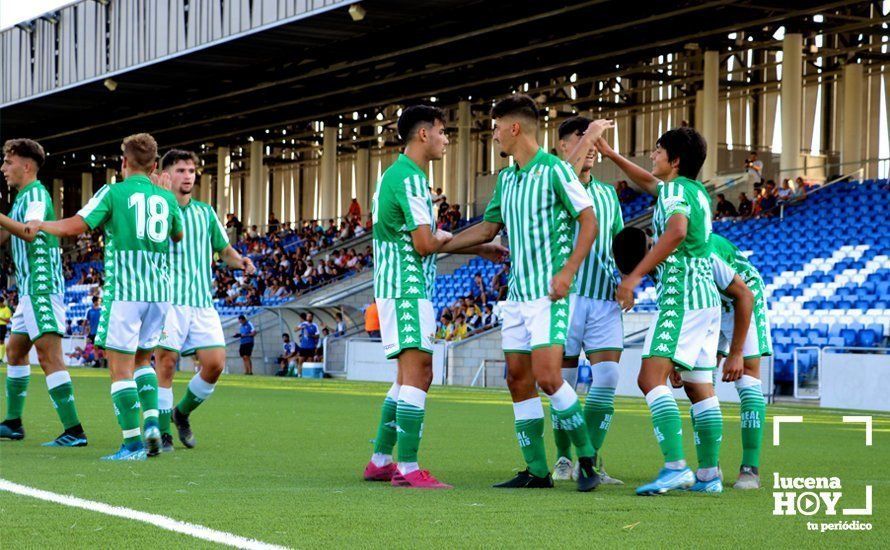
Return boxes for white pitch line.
[0,479,289,550]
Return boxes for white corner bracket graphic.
[772,415,803,446]
[842,416,873,446]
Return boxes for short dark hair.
[558,116,591,141]
[612,227,649,275]
[92,296,99,304]
[655,127,707,179]
[160,149,199,170]
[238,315,247,321]
[282,333,289,338]
[397,105,447,142]
[3,138,45,169]
[490,94,539,123]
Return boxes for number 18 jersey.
[78,174,183,302]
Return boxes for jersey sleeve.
[483,173,504,224]
[552,161,593,218]
[711,254,737,291]
[77,185,113,230]
[208,209,229,252]
[656,181,690,220]
[23,198,47,222]
[395,175,432,232]
[611,189,624,234]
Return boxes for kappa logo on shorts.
[666,276,678,283]
[557,210,569,220]
[662,310,679,318]
[559,245,571,255]
[555,332,565,340]
[404,264,419,272]
[405,287,420,295]
[658,331,674,341]
[399,301,413,309]
[665,287,680,295]
[557,234,570,243]
[35,265,48,273]
[400,312,416,321]
[558,222,570,232]
[655,343,671,353]
[36,284,50,291]
[34,248,47,255]
[403,336,417,344]
[34,257,48,264]
[660,320,676,329]
[555,320,567,329]
[555,309,568,318]
[402,324,416,332]
[405,275,421,283]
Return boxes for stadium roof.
[1,0,884,173]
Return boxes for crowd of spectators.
[435,267,505,342]
[714,176,811,221]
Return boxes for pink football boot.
[391,469,452,489]
[363,461,398,481]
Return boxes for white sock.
[665,459,687,469]
[697,467,720,481]
[371,453,392,467]
[158,386,174,410]
[188,373,216,400]
[398,462,419,475]
[547,380,579,411]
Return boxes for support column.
[840,64,865,173]
[272,169,284,223]
[456,100,471,219]
[80,173,93,204]
[282,167,294,224]
[319,126,337,220]
[355,147,371,218]
[52,178,63,218]
[199,173,212,204]
[105,168,116,186]
[701,50,719,181]
[780,33,803,180]
[247,140,264,230]
[215,147,231,221]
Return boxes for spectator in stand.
[347,198,362,220]
[364,301,380,338]
[792,177,808,202]
[451,314,469,342]
[436,311,455,341]
[616,180,638,203]
[86,296,102,339]
[338,220,353,241]
[744,151,763,186]
[491,261,510,301]
[777,179,794,203]
[714,193,738,220]
[737,192,753,218]
[757,182,778,217]
[268,213,281,235]
[470,272,488,305]
[226,213,244,238]
[247,224,259,239]
[481,303,499,329]
[431,187,447,207]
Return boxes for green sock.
[134,366,159,430]
[737,377,765,468]
[395,386,426,464]
[692,397,723,469]
[373,396,398,455]
[176,373,215,416]
[4,365,30,420]
[515,418,549,478]
[111,380,142,446]
[550,402,572,460]
[552,400,595,458]
[584,386,616,452]
[158,386,173,436]
[645,386,684,463]
[46,371,80,430]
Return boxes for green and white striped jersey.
[371,154,437,299]
[484,148,593,302]
[78,174,183,302]
[9,180,64,296]
[710,233,766,313]
[169,199,229,307]
[575,175,623,301]
[651,177,720,310]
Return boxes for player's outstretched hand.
[150,171,172,190]
[722,352,744,382]
[585,119,614,142]
[595,136,614,158]
[24,220,41,236]
[615,276,637,311]
[477,242,509,263]
[549,269,572,301]
[242,257,257,275]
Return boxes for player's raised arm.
[563,119,613,177]
[597,137,660,196]
[27,215,89,238]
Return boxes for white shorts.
[642,306,720,371]
[564,295,623,358]
[97,300,170,354]
[717,310,774,358]
[159,305,226,356]
[10,294,66,341]
[500,296,572,353]
[376,298,435,359]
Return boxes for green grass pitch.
[1,368,887,548]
